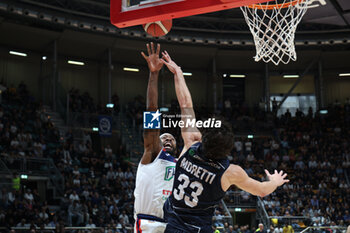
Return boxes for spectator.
[282,223,294,233]
[247,152,255,162]
[38,207,49,221]
[86,218,96,228]
[16,218,30,228]
[234,138,243,155]
[68,201,83,226]
[256,223,267,233]
[69,190,80,202]
[12,173,20,191]
[24,189,34,205]
[310,195,319,209]
[213,210,224,228]
[104,145,113,158]
[118,210,129,225]
[226,225,236,233]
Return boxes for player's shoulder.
[158,149,177,163]
[223,164,246,180]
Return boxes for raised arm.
[221,165,289,197]
[161,51,201,156]
[140,43,163,164]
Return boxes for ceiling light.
[283,75,299,78]
[42,56,47,60]
[160,107,169,112]
[9,51,27,57]
[229,74,246,78]
[68,60,85,66]
[339,73,350,77]
[123,67,139,72]
[183,72,192,76]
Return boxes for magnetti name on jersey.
[180,157,216,184]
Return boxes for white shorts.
[135,218,167,233]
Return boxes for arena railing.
[0,155,64,195]
[257,197,271,228]
[226,191,257,207]
[0,158,13,189]
[345,169,350,186]
[221,199,234,226]
[68,110,142,163]
[257,197,312,230]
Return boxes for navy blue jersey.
[164,142,230,233]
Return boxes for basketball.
[143,20,172,37]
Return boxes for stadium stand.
[0,84,134,232]
[1,83,349,232]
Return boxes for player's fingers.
[264,169,271,176]
[141,52,148,60]
[282,173,287,178]
[156,43,160,56]
[164,50,170,58]
[279,170,283,175]
[162,53,169,61]
[146,43,151,55]
[161,55,167,62]
[274,170,278,175]
[160,58,168,65]
[162,51,168,59]
[151,42,155,54]
[284,179,290,183]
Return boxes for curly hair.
[201,119,234,160]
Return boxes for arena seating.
[1,84,349,232]
[0,84,134,232]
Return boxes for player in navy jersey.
[161,51,289,233]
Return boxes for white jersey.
[134,149,176,219]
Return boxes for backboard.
[110,0,273,28]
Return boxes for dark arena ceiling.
[1,0,350,72]
[2,0,350,40]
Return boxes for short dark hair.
[201,119,234,160]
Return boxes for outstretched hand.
[265,169,289,187]
[161,51,181,74]
[141,42,163,73]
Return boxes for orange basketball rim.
[248,0,305,10]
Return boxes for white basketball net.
[240,0,309,65]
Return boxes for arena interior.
[0,0,350,232]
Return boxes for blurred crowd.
[1,82,350,233]
[68,88,120,115]
[0,84,135,232]
[223,102,350,229]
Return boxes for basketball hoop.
[241,0,309,65]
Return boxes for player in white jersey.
[134,43,177,233]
